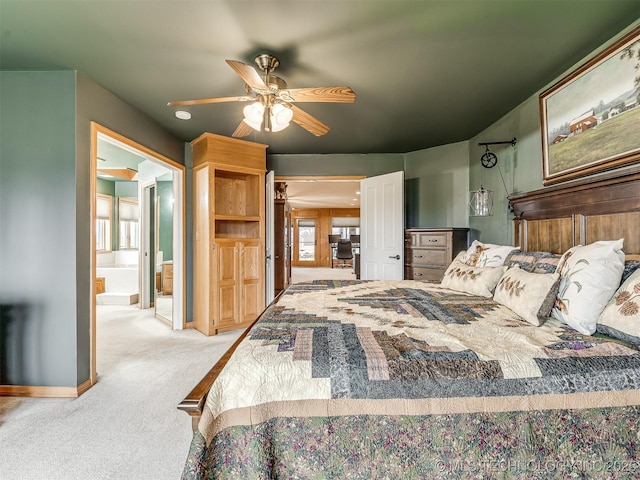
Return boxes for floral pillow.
[493,266,560,326]
[551,239,625,335]
[441,261,506,298]
[597,269,640,349]
[464,240,519,267]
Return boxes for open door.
[140,180,157,309]
[265,171,275,305]
[360,171,404,280]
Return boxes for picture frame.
[539,26,640,185]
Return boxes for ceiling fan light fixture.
[243,102,264,131]
[270,103,293,132]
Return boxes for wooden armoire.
[192,133,268,335]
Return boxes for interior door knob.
[389,254,400,260]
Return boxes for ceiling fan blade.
[232,121,253,138]
[167,95,251,107]
[282,87,356,103]
[290,105,330,136]
[226,60,268,90]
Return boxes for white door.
[265,171,275,304]
[360,171,404,280]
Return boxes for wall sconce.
[469,137,516,217]
[469,185,494,216]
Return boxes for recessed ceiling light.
[175,110,191,120]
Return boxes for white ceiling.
[282,180,361,209]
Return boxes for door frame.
[90,122,186,385]
[276,176,365,269]
[139,179,157,310]
[265,171,275,305]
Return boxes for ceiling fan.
[168,54,355,137]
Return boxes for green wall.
[75,73,184,385]
[404,141,469,229]
[469,19,640,247]
[0,70,184,388]
[268,152,404,177]
[157,181,173,262]
[1,71,78,386]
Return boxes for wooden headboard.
[509,166,640,258]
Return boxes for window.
[297,219,316,262]
[96,194,112,252]
[118,198,139,250]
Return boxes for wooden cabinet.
[161,261,173,295]
[192,133,268,335]
[96,277,105,295]
[405,228,468,281]
[274,198,292,295]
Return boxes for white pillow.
[477,245,519,267]
[597,268,640,349]
[441,261,506,298]
[493,266,560,326]
[551,239,625,335]
[463,240,518,267]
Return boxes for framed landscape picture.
[540,26,640,185]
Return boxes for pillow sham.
[504,251,540,272]
[596,269,640,349]
[551,239,625,335]
[531,253,562,274]
[504,251,560,273]
[464,240,519,267]
[441,261,506,298]
[493,266,560,326]
[621,260,640,284]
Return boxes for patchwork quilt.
[183,280,640,479]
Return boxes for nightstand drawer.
[405,248,447,267]
[412,232,447,248]
[405,266,444,281]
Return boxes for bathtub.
[96,266,139,305]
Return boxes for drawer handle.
[415,273,423,276]
[414,255,423,258]
[428,239,438,242]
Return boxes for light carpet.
[290,266,356,284]
[0,305,241,480]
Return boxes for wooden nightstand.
[405,228,468,281]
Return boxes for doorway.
[90,122,185,384]
[295,217,318,266]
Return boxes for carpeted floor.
[0,305,241,480]
[290,266,356,284]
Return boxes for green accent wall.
[267,153,404,177]
[157,181,173,262]
[97,178,116,196]
[404,141,469,229]
[0,70,184,389]
[469,19,640,247]
[1,71,78,386]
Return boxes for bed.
[180,167,640,479]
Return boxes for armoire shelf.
[192,132,268,336]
